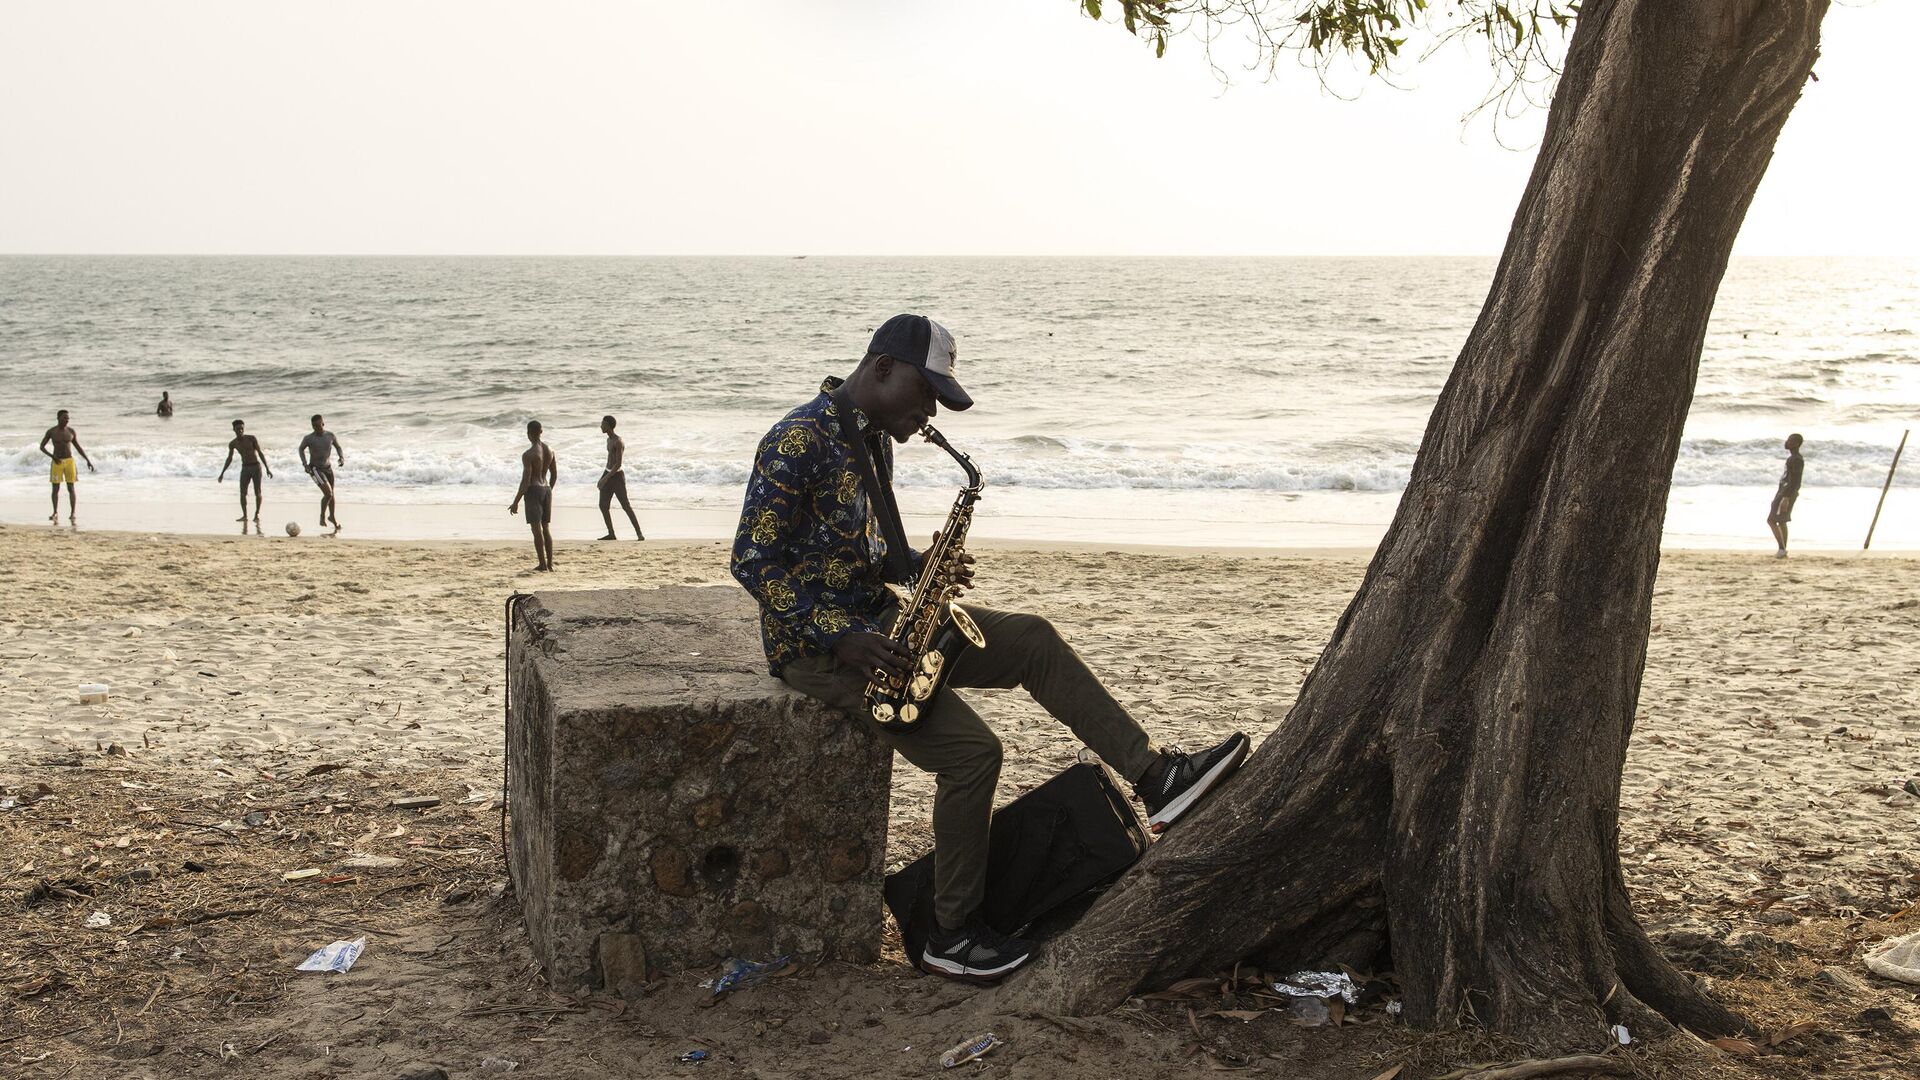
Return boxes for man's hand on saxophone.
[834,631,911,684]
[928,530,976,588]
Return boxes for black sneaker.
[1140,732,1250,833]
[921,920,1036,982]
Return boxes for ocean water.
[1,255,1914,548]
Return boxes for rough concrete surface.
[507,586,892,992]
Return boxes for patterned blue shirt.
[731,378,919,675]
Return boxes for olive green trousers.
[781,604,1158,929]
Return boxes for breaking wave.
[6,435,1909,492]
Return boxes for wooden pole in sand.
[1864,429,1908,551]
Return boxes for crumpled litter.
[296,937,367,973]
[700,955,791,996]
[1288,997,1331,1025]
[1273,970,1360,1003]
[1865,930,1920,985]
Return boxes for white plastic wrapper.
[1866,931,1920,985]
[296,937,367,973]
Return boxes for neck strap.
[830,384,915,582]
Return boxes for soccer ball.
[286,522,302,537]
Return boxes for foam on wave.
[6,434,1909,491]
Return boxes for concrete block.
[507,586,892,992]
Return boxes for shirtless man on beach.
[596,415,645,541]
[1768,432,1804,558]
[218,419,273,533]
[39,410,95,525]
[156,392,173,418]
[509,420,558,572]
[298,414,344,534]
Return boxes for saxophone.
[865,425,986,733]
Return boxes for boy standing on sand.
[298,414,345,534]
[218,419,273,532]
[39,409,95,525]
[509,420,558,572]
[1768,432,1805,558]
[730,313,1249,983]
[596,415,645,541]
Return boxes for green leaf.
[1083,0,1102,19]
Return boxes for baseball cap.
[868,314,973,411]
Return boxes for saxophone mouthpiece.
[921,424,982,491]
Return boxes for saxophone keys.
[899,702,919,725]
[920,652,942,676]
[909,674,934,701]
[872,702,896,725]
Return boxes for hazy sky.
[1,1,1913,256]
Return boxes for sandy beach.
[3,523,1918,1077]
[6,0,1917,1073]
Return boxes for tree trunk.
[1004,0,1828,1040]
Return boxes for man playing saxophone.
[730,314,1248,983]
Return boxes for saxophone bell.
[948,601,985,649]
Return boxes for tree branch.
[1448,1055,1630,1080]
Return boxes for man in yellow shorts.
[39,410,96,525]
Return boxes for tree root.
[1605,879,1749,1037]
[1443,1055,1629,1080]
